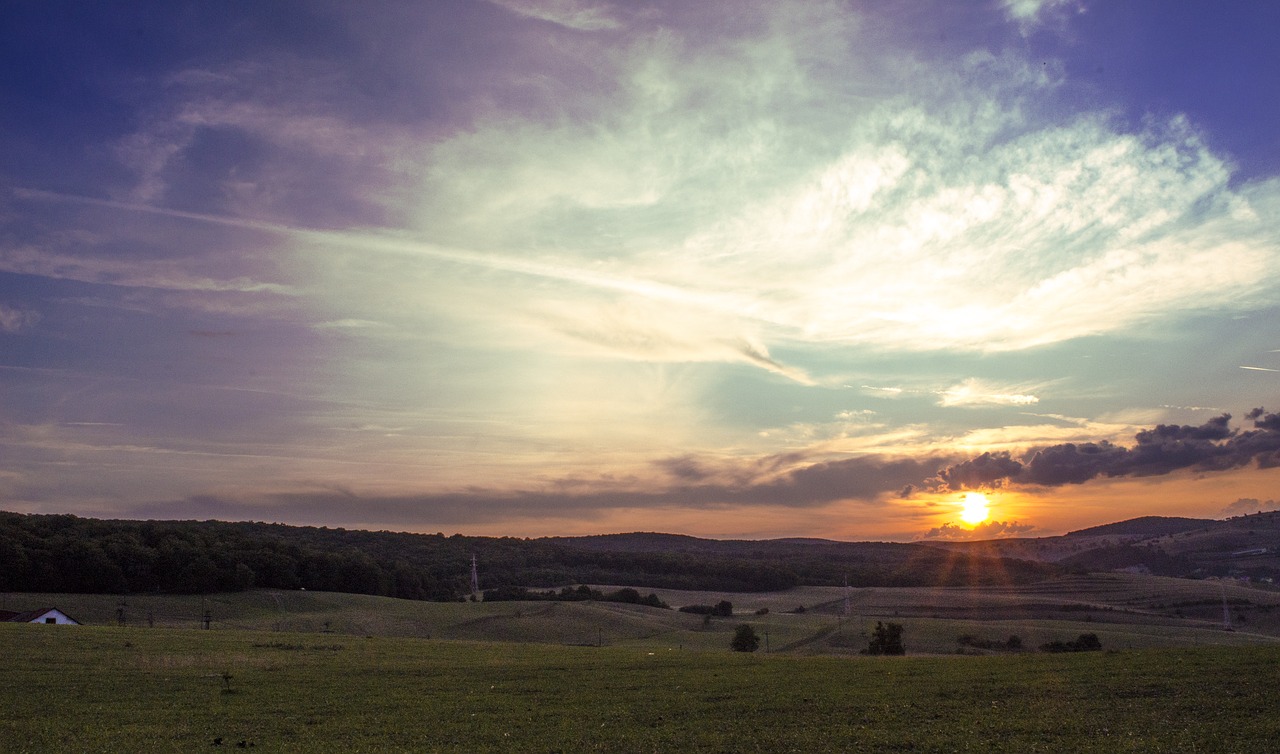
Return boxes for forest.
[0,511,1061,599]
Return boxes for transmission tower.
[470,554,480,595]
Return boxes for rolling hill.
[5,510,1280,608]
[932,511,1280,581]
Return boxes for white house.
[0,607,81,625]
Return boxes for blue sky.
[2,0,1279,540]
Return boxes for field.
[8,572,1280,655]
[5,575,1280,751]
[7,573,1280,747]
[4,622,1280,752]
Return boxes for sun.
[959,492,990,526]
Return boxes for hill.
[0,511,1059,600]
[1067,516,1214,538]
[933,512,1280,581]
[7,510,1280,605]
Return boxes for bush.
[679,604,716,615]
[862,622,905,655]
[730,624,760,652]
[679,600,733,617]
[1040,633,1102,653]
[957,634,1023,651]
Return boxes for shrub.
[862,622,905,655]
[1040,633,1102,653]
[679,600,733,617]
[730,624,760,652]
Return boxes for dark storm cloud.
[936,451,1024,490]
[1022,441,1129,485]
[937,409,1280,491]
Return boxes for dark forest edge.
[0,511,1063,600]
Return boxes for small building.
[0,607,81,625]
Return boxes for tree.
[862,621,905,655]
[1040,633,1102,653]
[731,624,760,652]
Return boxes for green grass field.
[3,623,1280,752]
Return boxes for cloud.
[6,1,1280,542]
[919,520,1037,541]
[937,452,1026,490]
[0,304,39,333]
[119,451,953,530]
[624,53,1276,358]
[22,2,1280,383]
[114,60,419,223]
[1001,0,1085,35]
[485,0,624,31]
[0,245,292,294]
[936,378,1040,407]
[1222,498,1280,517]
[937,409,1280,491]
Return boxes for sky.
[2,0,1279,542]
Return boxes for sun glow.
[960,492,990,526]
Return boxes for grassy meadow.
[4,622,1280,752]
[5,576,1280,751]
[8,572,1280,655]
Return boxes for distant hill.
[1062,510,1280,580]
[0,512,1060,600]
[941,512,1280,581]
[7,510,1278,602]
[1066,516,1214,539]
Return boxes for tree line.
[0,512,1062,599]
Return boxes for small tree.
[731,624,761,652]
[862,621,905,655]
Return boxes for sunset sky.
[2,0,1279,541]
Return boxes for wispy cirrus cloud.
[4,1,1280,540]
[0,244,291,294]
[936,378,1042,408]
[1001,0,1085,35]
[485,0,626,31]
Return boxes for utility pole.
[1221,582,1233,631]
